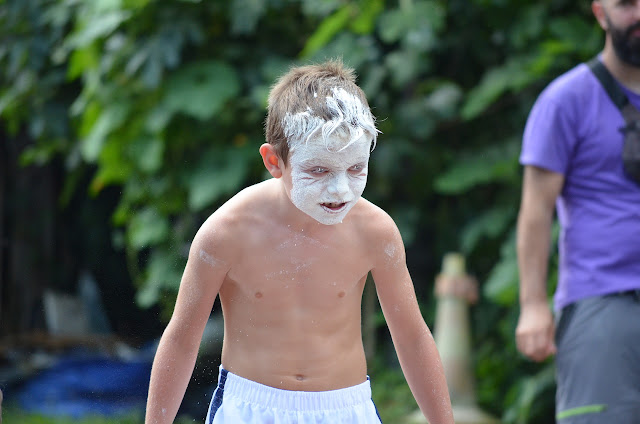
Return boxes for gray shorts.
[555,291,640,423]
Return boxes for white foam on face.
[288,133,371,225]
[282,87,379,152]
[281,86,380,225]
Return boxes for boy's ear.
[259,143,283,178]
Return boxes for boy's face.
[284,133,372,225]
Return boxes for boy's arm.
[370,214,454,424]
[145,222,230,424]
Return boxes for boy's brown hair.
[265,59,376,165]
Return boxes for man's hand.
[515,300,556,362]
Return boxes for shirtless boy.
[145,60,454,424]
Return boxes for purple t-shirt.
[521,60,640,311]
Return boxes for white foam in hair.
[283,87,380,151]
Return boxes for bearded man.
[515,1,640,423]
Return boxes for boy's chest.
[224,229,370,304]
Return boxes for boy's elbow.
[159,321,203,355]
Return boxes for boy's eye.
[350,164,365,172]
[309,167,328,174]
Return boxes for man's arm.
[145,222,230,424]
[515,165,564,362]
[370,214,454,424]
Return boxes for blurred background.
[1,0,600,423]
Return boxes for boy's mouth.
[321,202,347,212]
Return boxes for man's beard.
[608,15,640,67]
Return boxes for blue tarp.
[15,352,152,418]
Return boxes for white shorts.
[205,366,383,423]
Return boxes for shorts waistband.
[609,289,640,301]
[216,366,372,411]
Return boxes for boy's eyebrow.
[299,156,369,165]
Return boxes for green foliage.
[368,358,417,423]
[1,0,602,421]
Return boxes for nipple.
[255,292,263,299]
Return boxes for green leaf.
[461,206,515,253]
[483,256,519,305]
[483,233,518,305]
[90,142,133,194]
[129,136,164,173]
[123,0,153,8]
[136,248,183,307]
[377,1,445,44]
[80,102,130,162]
[67,43,100,79]
[300,5,353,58]
[163,60,241,120]
[503,364,556,423]
[127,207,170,249]
[434,141,519,194]
[377,9,408,43]
[548,16,595,47]
[65,10,132,49]
[350,0,384,34]
[185,147,250,211]
[385,50,420,88]
[306,32,373,70]
[230,0,267,35]
[145,105,172,133]
[461,56,537,120]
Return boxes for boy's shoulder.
[353,197,392,221]
[351,198,401,239]
[219,179,275,214]
[350,199,407,268]
[193,180,277,243]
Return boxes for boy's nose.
[327,173,350,196]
